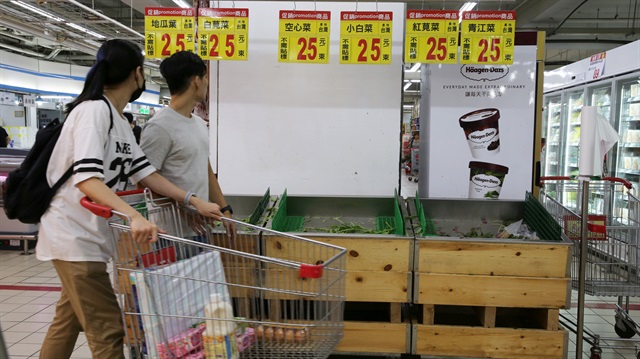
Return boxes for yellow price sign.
[198,8,249,61]
[144,7,196,59]
[460,11,515,65]
[278,10,331,64]
[340,11,393,65]
[405,10,458,64]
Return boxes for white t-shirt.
[140,107,209,200]
[36,98,156,263]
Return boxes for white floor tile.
[7,343,40,357]
[12,304,51,314]
[1,311,34,322]
[18,332,47,345]
[71,345,93,358]
[23,312,54,323]
[27,296,58,305]
[6,321,49,333]
[0,303,22,313]
[2,331,30,344]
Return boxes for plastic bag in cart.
[131,250,230,358]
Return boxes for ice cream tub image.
[459,108,501,158]
[468,161,509,199]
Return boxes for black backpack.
[3,97,113,224]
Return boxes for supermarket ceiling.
[0,0,637,69]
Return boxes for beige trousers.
[39,260,125,359]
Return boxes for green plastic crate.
[271,190,305,232]
[524,191,563,241]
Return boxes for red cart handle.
[602,177,633,189]
[80,189,145,218]
[540,176,633,190]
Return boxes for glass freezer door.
[563,90,584,177]
[543,95,562,177]
[616,77,640,195]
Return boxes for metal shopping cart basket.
[540,176,640,358]
[81,189,347,359]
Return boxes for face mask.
[129,78,146,103]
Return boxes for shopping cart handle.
[539,176,573,185]
[602,177,633,189]
[80,189,146,218]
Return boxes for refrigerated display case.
[543,95,562,177]
[563,90,585,177]
[615,76,640,191]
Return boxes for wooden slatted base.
[413,324,568,359]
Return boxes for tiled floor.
[1,248,640,359]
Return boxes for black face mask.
[129,79,146,103]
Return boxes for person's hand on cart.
[129,213,159,244]
[221,213,237,239]
[190,196,224,222]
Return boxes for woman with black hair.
[37,39,224,359]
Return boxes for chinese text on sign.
[340,11,393,65]
[278,11,331,64]
[198,8,249,61]
[405,10,458,64]
[144,7,196,59]
[460,11,515,65]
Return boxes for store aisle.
[1,249,639,358]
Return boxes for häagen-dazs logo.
[460,65,509,82]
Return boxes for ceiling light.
[407,63,421,73]
[66,23,106,39]
[10,1,63,21]
[459,2,478,13]
[172,0,191,9]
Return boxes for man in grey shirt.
[140,51,235,235]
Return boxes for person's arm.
[139,172,224,220]
[77,178,158,243]
[208,162,230,216]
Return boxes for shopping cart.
[540,176,640,358]
[80,189,347,359]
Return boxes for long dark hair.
[66,39,144,115]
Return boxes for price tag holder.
[145,7,196,59]
[340,11,393,65]
[405,10,458,64]
[278,10,331,64]
[460,11,515,65]
[198,8,249,61]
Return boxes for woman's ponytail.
[65,60,108,115]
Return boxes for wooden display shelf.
[413,324,568,359]
[265,235,413,303]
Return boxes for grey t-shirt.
[140,107,209,200]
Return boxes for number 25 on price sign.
[158,33,193,56]
[475,37,501,63]
[205,33,236,59]
[296,37,318,61]
[424,37,448,61]
[355,38,382,62]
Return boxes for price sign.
[198,8,249,61]
[460,11,515,65]
[278,11,330,64]
[340,11,393,65]
[405,10,458,64]
[145,7,196,59]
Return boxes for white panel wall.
[0,105,26,126]
[544,40,640,93]
[211,1,404,196]
[0,50,161,107]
